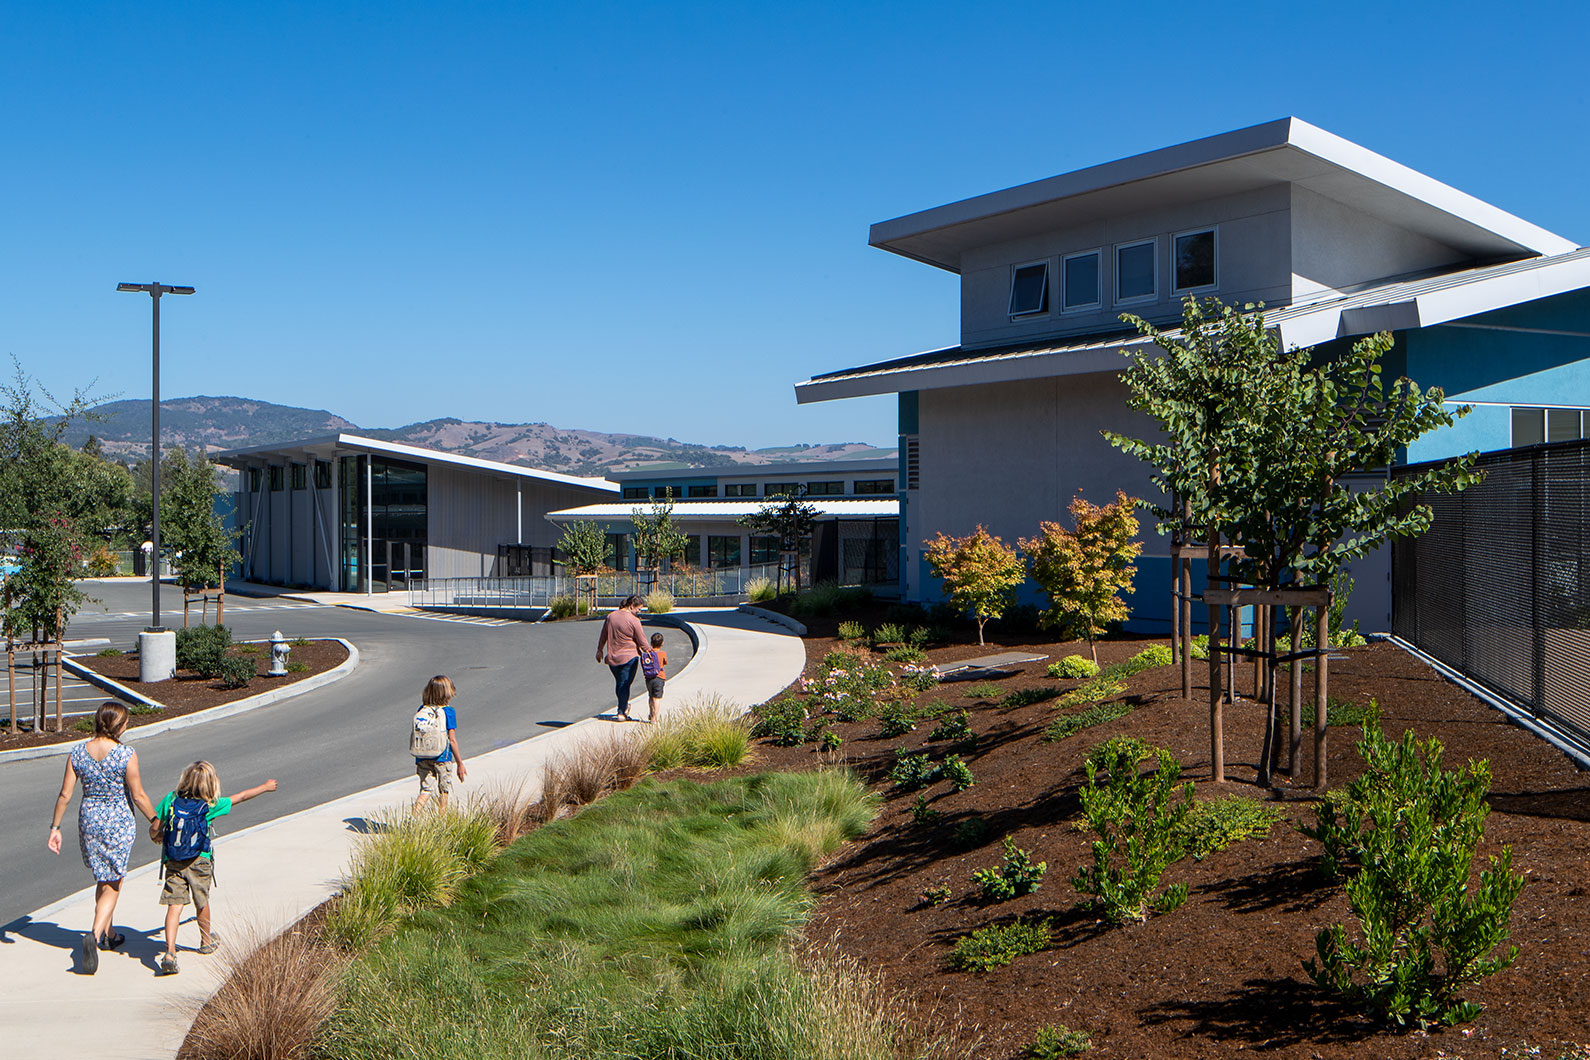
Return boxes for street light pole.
[117,282,195,632]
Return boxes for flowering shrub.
[805,651,893,721]
[900,663,939,692]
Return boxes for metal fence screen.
[1392,438,1590,747]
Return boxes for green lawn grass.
[318,770,950,1060]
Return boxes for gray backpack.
[410,705,448,758]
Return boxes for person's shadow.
[2,914,172,974]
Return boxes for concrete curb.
[736,604,806,636]
[0,640,360,765]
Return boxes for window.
[686,484,718,498]
[1062,250,1101,311]
[1115,239,1157,304]
[1511,406,1588,447]
[749,536,780,564]
[707,535,742,569]
[269,465,284,492]
[654,485,679,500]
[606,533,629,571]
[1008,261,1049,316]
[853,479,895,495]
[682,536,701,568]
[903,435,920,491]
[1174,228,1217,291]
[724,483,756,497]
[806,481,843,496]
[248,468,261,493]
[1548,408,1586,442]
[290,463,306,491]
[315,460,331,489]
[621,486,649,500]
[765,482,796,497]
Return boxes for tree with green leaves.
[1022,491,1143,664]
[629,493,689,576]
[556,519,614,575]
[922,525,1026,646]
[738,486,820,594]
[161,448,242,593]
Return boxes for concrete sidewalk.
[0,609,805,1060]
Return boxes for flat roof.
[215,433,618,494]
[608,456,897,482]
[547,498,900,522]
[871,117,1576,273]
[797,246,1590,402]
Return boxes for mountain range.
[61,397,894,477]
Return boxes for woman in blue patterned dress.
[47,702,158,974]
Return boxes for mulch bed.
[746,620,1590,1059]
[0,639,349,752]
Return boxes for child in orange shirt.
[642,632,669,723]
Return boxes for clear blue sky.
[3,1,1587,450]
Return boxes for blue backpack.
[163,796,212,862]
[641,649,662,680]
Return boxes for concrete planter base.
[138,629,176,683]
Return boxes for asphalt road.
[0,582,691,925]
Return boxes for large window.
[269,465,284,492]
[1062,250,1100,311]
[248,468,261,493]
[315,460,331,489]
[1008,261,1049,316]
[749,536,780,565]
[806,481,844,496]
[765,482,796,496]
[290,463,306,491]
[707,535,742,569]
[1512,406,1588,446]
[853,479,895,495]
[1174,228,1217,291]
[606,533,630,571]
[337,455,428,592]
[724,483,756,497]
[621,486,648,500]
[1115,239,1157,304]
[682,536,701,568]
[686,484,718,498]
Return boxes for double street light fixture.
[116,282,195,638]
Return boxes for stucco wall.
[1289,185,1470,299]
[957,184,1293,349]
[428,467,613,579]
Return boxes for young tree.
[556,519,614,575]
[629,493,689,576]
[1022,491,1143,664]
[922,525,1026,646]
[737,486,820,594]
[161,448,242,593]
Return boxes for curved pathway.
[0,600,803,1060]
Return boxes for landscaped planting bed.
[745,620,1590,1059]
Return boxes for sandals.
[98,930,126,951]
[158,952,180,976]
[197,937,220,955]
[81,932,98,975]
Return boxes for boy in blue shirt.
[414,675,467,812]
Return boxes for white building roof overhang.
[546,498,900,523]
[215,433,619,494]
[796,247,1590,402]
[871,117,1576,273]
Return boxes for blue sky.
[3,1,1587,449]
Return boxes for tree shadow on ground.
[1488,788,1590,823]
[1202,856,1337,915]
[1138,975,1380,1049]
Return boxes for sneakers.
[80,932,98,975]
[197,937,220,955]
[158,952,179,976]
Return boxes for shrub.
[1301,723,1524,1027]
[183,921,347,1060]
[946,919,1052,971]
[1029,1024,1092,1058]
[96,647,123,657]
[1058,677,1127,708]
[643,695,753,770]
[1133,643,1173,668]
[176,623,232,677]
[644,589,674,613]
[217,654,256,689]
[900,663,940,691]
[1044,700,1134,742]
[72,717,93,733]
[941,754,975,792]
[1300,696,1381,729]
[789,580,871,618]
[817,729,842,751]
[751,696,808,747]
[876,702,917,738]
[1188,633,1209,660]
[889,751,936,790]
[951,817,990,850]
[972,836,1046,900]
[547,594,578,619]
[921,882,952,906]
[1072,742,1193,924]
[810,652,893,721]
[85,545,120,578]
[907,626,931,647]
[999,686,1064,709]
[290,636,311,647]
[882,645,927,664]
[927,709,972,742]
[286,661,309,673]
[1178,795,1286,860]
[745,577,778,603]
[872,622,906,646]
[1048,655,1100,679]
[837,620,866,642]
[909,794,940,825]
[963,681,1006,700]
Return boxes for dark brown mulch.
[748,632,1590,1059]
[0,639,349,751]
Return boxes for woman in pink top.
[595,594,649,720]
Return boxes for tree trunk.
[1288,609,1304,776]
[976,616,986,647]
[1206,527,1224,783]
[1257,603,1276,789]
[1314,604,1330,789]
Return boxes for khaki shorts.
[416,758,456,795]
[160,856,215,909]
